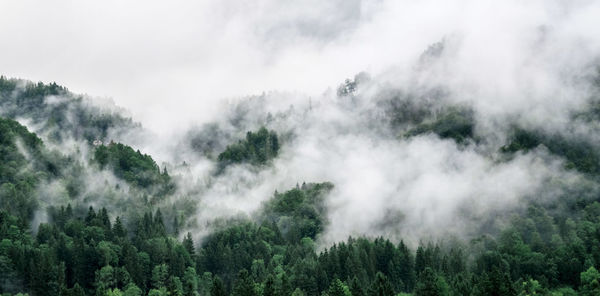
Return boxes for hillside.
[0,74,600,296]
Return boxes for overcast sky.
[4,0,600,244]
[1,0,599,133]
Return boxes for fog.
[2,0,600,245]
[1,1,596,134]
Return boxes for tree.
[95,265,116,295]
[106,288,124,296]
[148,287,168,296]
[183,233,195,257]
[327,279,350,296]
[113,217,126,238]
[349,276,365,296]
[70,283,86,296]
[217,127,280,171]
[167,276,184,296]
[123,283,142,296]
[579,266,600,296]
[263,274,276,296]
[472,268,516,296]
[291,288,305,296]
[85,207,97,226]
[367,272,394,296]
[182,267,199,296]
[232,269,256,296]
[414,268,449,296]
[152,264,169,289]
[277,273,292,296]
[210,276,227,296]
[519,279,546,296]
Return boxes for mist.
[1,1,596,133]
[3,0,600,247]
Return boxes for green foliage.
[94,142,175,195]
[123,283,142,296]
[367,272,395,296]
[0,76,139,143]
[518,279,547,296]
[231,269,256,296]
[406,106,475,144]
[0,204,197,296]
[549,287,577,296]
[263,274,275,296]
[217,127,279,171]
[0,117,62,223]
[501,128,600,175]
[210,276,227,296]
[327,279,351,296]
[263,182,333,243]
[4,76,600,296]
[3,178,600,295]
[579,266,600,296]
[414,268,449,296]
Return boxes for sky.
[2,0,598,134]
[3,0,600,244]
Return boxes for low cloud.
[2,0,600,246]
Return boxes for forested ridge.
[2,75,600,296]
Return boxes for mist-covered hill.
[2,55,600,296]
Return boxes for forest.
[2,71,600,296]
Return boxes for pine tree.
[210,276,227,296]
[232,269,256,296]
[414,267,449,296]
[580,266,600,296]
[182,267,199,296]
[71,283,86,296]
[151,264,169,290]
[85,206,97,226]
[183,232,195,257]
[113,217,126,238]
[327,279,349,296]
[367,272,394,296]
[278,273,292,296]
[123,283,142,296]
[167,276,184,296]
[263,274,276,296]
[154,209,166,237]
[349,276,365,296]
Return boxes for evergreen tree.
[327,279,349,296]
[113,217,126,238]
[263,274,276,296]
[182,267,199,296]
[183,232,195,258]
[151,264,169,290]
[579,266,600,296]
[123,283,142,296]
[367,272,394,296]
[210,276,227,296]
[278,273,292,296]
[349,276,365,296]
[167,276,184,296]
[413,268,449,296]
[232,269,256,296]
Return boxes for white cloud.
[2,0,600,245]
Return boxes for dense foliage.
[502,128,600,175]
[406,106,475,144]
[217,127,280,171]
[4,77,600,296]
[3,181,600,295]
[0,117,62,224]
[0,76,139,143]
[94,142,175,195]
